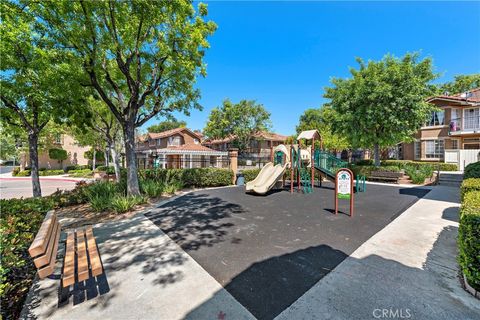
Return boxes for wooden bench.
[368,171,403,184]
[28,211,103,288]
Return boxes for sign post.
[335,168,354,217]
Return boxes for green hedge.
[464,161,480,179]
[39,169,64,176]
[65,165,90,172]
[140,168,233,188]
[242,169,261,182]
[461,178,480,201]
[95,165,116,174]
[13,169,31,177]
[458,190,480,292]
[68,169,93,177]
[381,160,457,171]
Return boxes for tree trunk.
[123,121,140,195]
[92,147,96,171]
[111,145,121,183]
[374,143,380,167]
[28,133,42,197]
[105,146,110,167]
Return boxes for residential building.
[135,127,228,169]
[20,134,91,170]
[203,131,288,157]
[399,88,480,166]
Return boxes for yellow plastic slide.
[245,162,288,195]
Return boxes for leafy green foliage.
[64,165,90,172]
[12,169,30,177]
[141,168,233,188]
[84,149,105,162]
[32,0,217,196]
[68,169,93,178]
[458,190,480,291]
[39,169,64,176]
[111,195,146,213]
[242,169,262,183]
[325,53,438,165]
[48,148,67,161]
[464,161,480,179]
[381,160,457,171]
[404,165,433,184]
[461,178,480,201]
[440,74,480,95]
[204,99,271,152]
[147,120,187,133]
[140,180,165,198]
[296,107,349,152]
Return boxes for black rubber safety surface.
[145,183,430,320]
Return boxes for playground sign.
[335,168,354,217]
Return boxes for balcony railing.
[449,116,480,134]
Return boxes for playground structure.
[246,129,365,195]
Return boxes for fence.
[444,149,480,171]
[238,148,272,169]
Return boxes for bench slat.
[29,211,56,258]
[37,225,61,279]
[62,232,76,287]
[33,221,60,269]
[76,229,90,282]
[85,227,103,277]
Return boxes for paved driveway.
[0,177,79,199]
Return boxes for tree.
[0,1,86,197]
[296,107,350,152]
[0,124,20,162]
[440,74,480,95]
[325,53,438,166]
[48,148,67,167]
[72,96,123,181]
[204,99,271,153]
[32,1,216,195]
[147,120,187,133]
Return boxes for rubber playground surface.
[146,182,430,320]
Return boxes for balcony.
[449,116,480,135]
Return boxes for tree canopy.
[439,74,480,95]
[31,0,217,195]
[204,99,271,152]
[296,107,349,152]
[325,53,438,165]
[147,120,187,133]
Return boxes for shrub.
[11,167,20,176]
[355,159,373,166]
[461,178,480,201]
[140,179,164,197]
[85,181,118,212]
[464,161,480,179]
[88,194,112,212]
[48,148,67,163]
[140,168,233,188]
[0,198,53,320]
[381,160,457,171]
[15,169,31,177]
[39,169,64,176]
[404,164,433,184]
[458,191,480,291]
[68,169,93,177]
[242,169,261,182]
[64,165,90,172]
[84,149,105,162]
[164,182,183,195]
[95,165,116,174]
[111,195,146,213]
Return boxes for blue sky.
[142,1,480,135]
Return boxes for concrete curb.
[463,274,480,299]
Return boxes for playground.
[146,182,430,319]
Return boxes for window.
[425,140,444,159]
[55,134,62,144]
[168,136,181,146]
[425,111,445,127]
[156,138,162,146]
[414,141,421,160]
[451,140,458,150]
[193,138,199,144]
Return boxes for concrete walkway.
[22,214,254,320]
[276,186,480,320]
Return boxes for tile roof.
[428,87,480,103]
[204,131,288,144]
[137,127,202,142]
[164,144,216,152]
